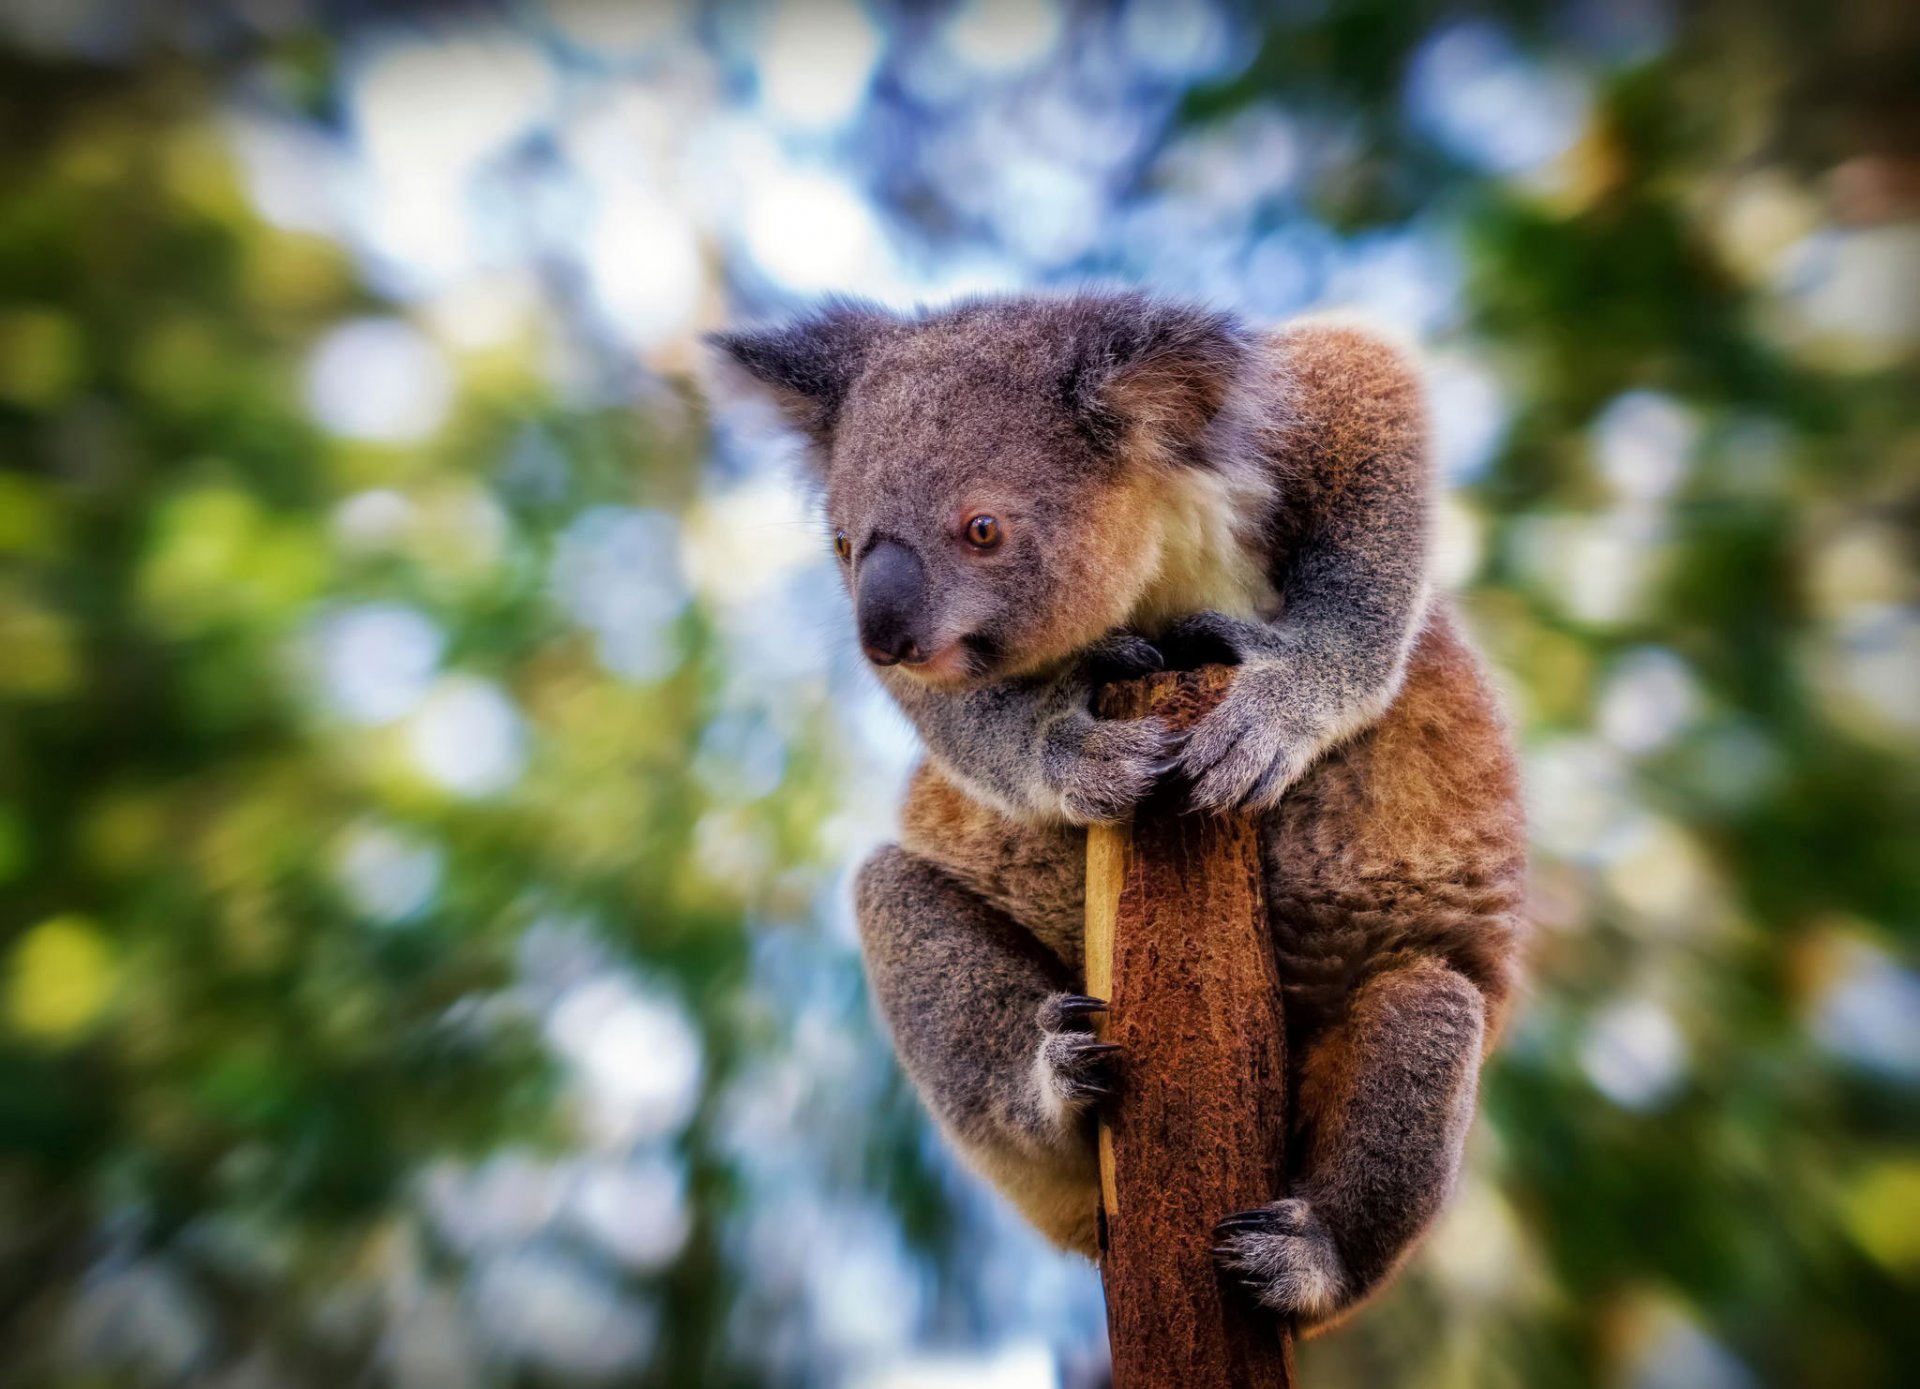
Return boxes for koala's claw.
[1144,729,1191,778]
[1159,611,1264,668]
[1052,991,1113,1029]
[1210,1198,1349,1323]
[1039,1033,1124,1105]
[1080,632,1167,684]
[1035,993,1125,1115]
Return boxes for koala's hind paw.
[1032,992,1121,1121]
[1038,1033,1122,1108]
[1211,1198,1350,1323]
[1038,993,1109,1028]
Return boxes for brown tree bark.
[1085,665,1295,1389]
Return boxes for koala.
[708,291,1527,1331]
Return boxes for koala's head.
[707,292,1252,688]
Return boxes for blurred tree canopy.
[0,2,1915,1388]
[0,38,881,1388]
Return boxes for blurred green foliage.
[0,47,872,1386]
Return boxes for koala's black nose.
[856,540,929,667]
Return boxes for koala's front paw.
[1032,992,1121,1124]
[1076,631,1166,685]
[1212,1198,1350,1324]
[1159,610,1270,669]
[1176,664,1311,813]
[1041,713,1181,825]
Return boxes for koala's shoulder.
[1267,315,1422,395]
[1255,315,1428,482]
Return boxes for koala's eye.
[833,530,851,561]
[965,514,1001,550]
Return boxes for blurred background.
[0,0,1914,1385]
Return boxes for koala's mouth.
[895,633,1000,689]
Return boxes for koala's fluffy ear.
[705,299,899,457]
[1061,296,1251,468]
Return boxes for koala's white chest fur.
[1125,463,1280,636]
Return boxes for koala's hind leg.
[855,845,1108,1254]
[1214,957,1484,1328]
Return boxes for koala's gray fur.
[708,291,1527,1331]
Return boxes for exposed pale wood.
[1086,664,1295,1389]
[1084,821,1127,1221]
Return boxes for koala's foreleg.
[855,845,1110,1252]
[1175,325,1433,812]
[882,634,1176,826]
[1214,957,1484,1327]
